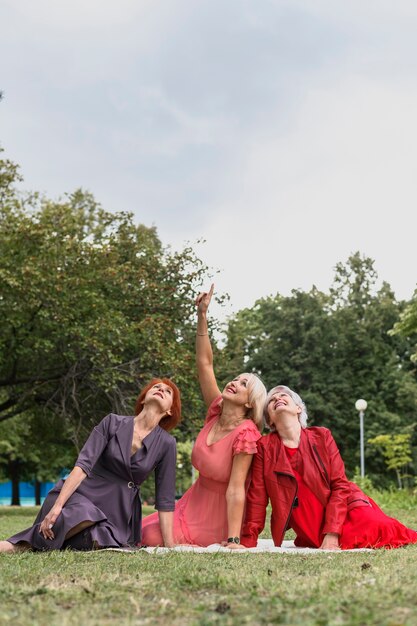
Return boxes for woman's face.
[221,375,250,407]
[267,389,301,426]
[143,382,174,415]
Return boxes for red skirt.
[285,447,417,549]
[340,497,417,549]
[291,489,417,549]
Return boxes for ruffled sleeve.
[232,422,262,456]
[204,395,223,425]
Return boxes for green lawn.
[1,499,417,626]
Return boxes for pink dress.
[141,397,261,546]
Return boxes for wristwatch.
[227,536,240,544]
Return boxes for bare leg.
[0,540,31,553]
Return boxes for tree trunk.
[35,480,41,505]
[396,469,402,490]
[9,460,21,506]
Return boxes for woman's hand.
[320,533,341,550]
[39,504,63,540]
[196,283,214,316]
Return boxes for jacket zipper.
[275,471,298,544]
[312,445,330,487]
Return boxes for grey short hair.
[264,385,309,429]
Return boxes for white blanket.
[102,539,372,554]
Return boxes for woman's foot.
[0,540,30,553]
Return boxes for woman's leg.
[0,540,31,553]
[141,517,164,546]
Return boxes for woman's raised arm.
[195,284,221,407]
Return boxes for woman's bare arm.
[196,284,221,407]
[224,453,253,549]
[39,466,87,539]
[158,511,175,547]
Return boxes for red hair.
[134,378,181,431]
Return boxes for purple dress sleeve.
[154,437,177,511]
[75,414,113,476]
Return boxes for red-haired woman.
[0,379,181,552]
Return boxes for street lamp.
[355,399,368,478]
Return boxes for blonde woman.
[142,285,266,547]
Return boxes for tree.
[368,433,413,489]
[0,150,209,448]
[220,253,417,482]
[390,290,417,362]
[0,411,75,505]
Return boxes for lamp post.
[355,399,368,478]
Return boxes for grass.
[1,497,417,626]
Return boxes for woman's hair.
[134,378,181,431]
[264,385,309,430]
[241,373,267,431]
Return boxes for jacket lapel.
[268,433,293,474]
[115,417,134,477]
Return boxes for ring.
[48,524,53,529]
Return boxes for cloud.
[1,0,417,319]
[178,72,417,316]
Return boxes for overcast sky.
[1,0,416,320]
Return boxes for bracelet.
[196,332,208,336]
[227,536,240,544]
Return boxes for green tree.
[221,252,417,482]
[0,411,75,505]
[0,150,208,448]
[368,433,413,489]
[390,290,417,362]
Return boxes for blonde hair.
[264,385,309,430]
[242,373,267,431]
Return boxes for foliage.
[368,433,413,489]
[220,252,417,481]
[390,289,417,362]
[0,149,210,448]
[175,439,194,495]
[0,411,75,485]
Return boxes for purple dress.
[7,413,176,550]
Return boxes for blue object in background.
[0,481,56,506]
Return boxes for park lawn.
[1,501,417,626]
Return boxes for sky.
[1,0,417,321]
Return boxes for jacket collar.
[266,431,295,474]
[115,417,134,474]
[115,417,162,474]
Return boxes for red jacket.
[241,427,370,547]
